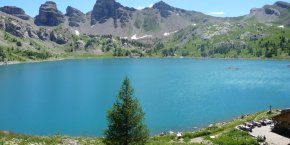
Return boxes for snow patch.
[131,34,152,40]
[163,31,178,37]
[192,23,197,26]
[75,30,80,36]
[278,25,284,28]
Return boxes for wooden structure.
[272,109,290,135]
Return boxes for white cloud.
[208,11,225,15]
[149,4,154,8]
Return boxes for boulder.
[34,1,64,26]
[0,6,30,20]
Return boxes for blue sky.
[0,0,289,17]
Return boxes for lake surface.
[0,58,290,136]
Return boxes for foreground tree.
[104,77,149,145]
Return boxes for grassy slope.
[160,22,290,59]
[0,110,280,145]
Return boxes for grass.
[209,129,258,145]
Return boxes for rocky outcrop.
[26,26,39,38]
[0,6,30,20]
[5,20,29,38]
[265,8,280,16]
[34,1,64,26]
[50,31,68,44]
[37,28,50,41]
[0,18,5,30]
[65,6,85,27]
[275,1,290,9]
[91,0,135,27]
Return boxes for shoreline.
[1,55,290,67]
[0,110,279,138]
[0,110,280,145]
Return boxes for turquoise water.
[0,58,290,136]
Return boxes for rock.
[250,8,264,15]
[74,40,85,51]
[66,6,85,27]
[0,6,30,20]
[152,1,175,18]
[250,34,264,41]
[37,28,50,40]
[50,31,67,44]
[5,20,28,38]
[0,19,5,30]
[91,0,121,24]
[26,26,39,38]
[265,8,280,16]
[61,139,79,145]
[34,1,64,26]
[275,1,290,9]
[90,0,135,26]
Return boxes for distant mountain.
[0,0,290,61]
[0,0,289,40]
[246,1,290,26]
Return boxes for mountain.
[0,6,30,20]
[1,0,289,40]
[34,1,65,26]
[0,0,290,61]
[65,6,86,27]
[246,1,290,25]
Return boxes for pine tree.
[104,77,149,145]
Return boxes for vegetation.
[160,23,290,59]
[0,110,280,145]
[211,129,258,145]
[104,77,149,145]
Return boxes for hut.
[272,109,290,135]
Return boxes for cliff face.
[34,1,65,26]
[0,6,30,20]
[90,0,135,28]
[65,6,86,27]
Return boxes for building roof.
[273,110,290,123]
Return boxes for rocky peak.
[34,1,64,26]
[0,6,30,20]
[66,6,85,27]
[90,0,135,27]
[91,0,122,25]
[152,1,175,18]
[66,6,84,17]
[274,1,290,9]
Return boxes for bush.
[16,41,22,47]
